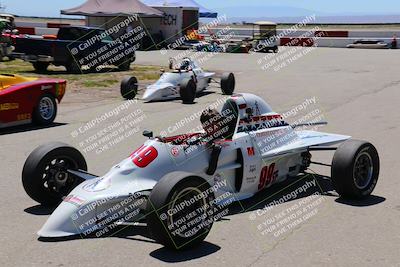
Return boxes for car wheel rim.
[39,97,55,120]
[168,187,209,238]
[353,151,374,190]
[42,156,78,196]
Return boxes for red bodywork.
[0,78,66,128]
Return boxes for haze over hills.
[221,15,400,24]
[214,6,327,18]
[213,5,400,24]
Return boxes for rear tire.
[146,175,215,250]
[120,76,138,100]
[331,140,380,199]
[65,60,81,74]
[32,94,57,126]
[118,60,131,71]
[180,78,196,104]
[22,142,87,206]
[220,73,235,95]
[32,62,49,73]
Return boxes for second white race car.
[120,57,236,103]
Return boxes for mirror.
[244,108,253,122]
[143,130,153,138]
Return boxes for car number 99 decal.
[258,163,278,190]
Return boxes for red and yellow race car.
[0,74,66,128]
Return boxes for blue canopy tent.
[142,0,218,18]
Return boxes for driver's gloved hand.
[206,143,222,176]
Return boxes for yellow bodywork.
[0,74,38,91]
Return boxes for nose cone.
[142,87,160,102]
[38,202,93,237]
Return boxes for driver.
[200,108,229,143]
[200,108,234,176]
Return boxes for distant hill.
[214,6,325,18]
[219,14,400,24]
[212,5,400,24]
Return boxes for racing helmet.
[180,59,191,70]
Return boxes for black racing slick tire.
[22,142,87,206]
[146,174,215,250]
[331,140,380,199]
[65,60,81,74]
[179,78,196,104]
[118,60,131,71]
[32,94,57,126]
[120,76,138,100]
[220,73,235,95]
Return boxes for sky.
[1,0,399,17]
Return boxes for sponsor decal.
[0,103,19,111]
[41,85,53,90]
[239,115,283,125]
[171,147,180,157]
[246,176,257,183]
[249,164,257,173]
[247,147,255,156]
[64,195,85,207]
[55,83,66,97]
[17,113,31,121]
[82,177,111,192]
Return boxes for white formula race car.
[120,57,235,103]
[22,93,380,250]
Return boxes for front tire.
[220,73,235,95]
[331,140,380,199]
[120,76,138,100]
[180,78,197,104]
[32,94,57,125]
[22,142,87,206]
[146,175,215,250]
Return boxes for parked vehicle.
[0,31,15,60]
[12,26,136,73]
[347,39,389,49]
[251,21,279,53]
[0,74,66,128]
[194,41,225,52]
[0,13,15,29]
[224,41,252,53]
[0,15,17,60]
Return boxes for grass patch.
[83,79,119,88]
[0,59,162,89]
[0,59,34,74]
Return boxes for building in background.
[60,0,217,45]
